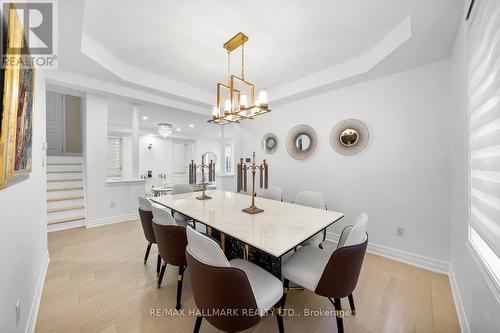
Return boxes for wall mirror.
[331,119,369,155]
[339,129,359,146]
[295,134,311,150]
[261,133,278,154]
[286,124,317,160]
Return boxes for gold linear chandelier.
[208,32,270,125]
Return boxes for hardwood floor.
[36,221,460,333]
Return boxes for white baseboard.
[449,266,470,333]
[25,250,50,333]
[326,231,450,274]
[86,213,139,228]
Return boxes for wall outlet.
[396,227,405,237]
[15,299,20,326]
[110,201,116,208]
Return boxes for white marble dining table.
[150,190,344,258]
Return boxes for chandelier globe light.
[158,123,172,138]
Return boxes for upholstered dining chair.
[138,196,161,277]
[171,183,209,233]
[281,213,368,333]
[151,203,188,310]
[292,191,328,248]
[185,226,285,333]
[259,186,283,201]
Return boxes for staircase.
[46,155,86,230]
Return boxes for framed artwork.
[0,4,35,189]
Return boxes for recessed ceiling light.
[189,124,194,128]
[176,128,181,132]
[142,116,148,120]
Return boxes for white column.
[131,104,140,178]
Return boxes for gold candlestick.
[239,151,269,214]
[190,154,215,200]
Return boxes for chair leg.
[348,293,356,315]
[157,262,166,288]
[332,298,344,333]
[276,309,285,333]
[281,279,290,308]
[176,266,186,310]
[193,315,203,333]
[156,254,161,277]
[144,242,152,264]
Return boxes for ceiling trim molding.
[80,32,212,107]
[269,16,412,105]
[44,69,210,115]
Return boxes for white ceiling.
[83,0,408,92]
[107,99,223,140]
[52,0,464,114]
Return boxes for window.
[172,141,187,183]
[468,0,500,295]
[224,144,233,174]
[107,136,123,178]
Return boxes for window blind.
[469,0,500,258]
[172,141,187,175]
[107,136,123,178]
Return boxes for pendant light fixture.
[158,123,172,138]
[209,32,270,125]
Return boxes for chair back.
[186,226,230,267]
[138,197,155,243]
[294,191,326,209]
[315,234,368,298]
[338,212,368,248]
[172,184,194,194]
[186,250,259,332]
[152,222,187,266]
[138,196,152,211]
[151,203,177,226]
[259,186,282,201]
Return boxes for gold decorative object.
[209,32,270,125]
[189,154,216,200]
[237,151,269,214]
[330,119,369,155]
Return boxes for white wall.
[448,14,500,332]
[226,60,452,263]
[0,73,48,332]
[82,94,144,225]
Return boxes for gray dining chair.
[186,226,284,333]
[138,196,161,276]
[292,191,328,248]
[281,212,368,333]
[170,184,207,233]
[259,186,283,201]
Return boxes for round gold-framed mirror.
[286,125,317,160]
[330,119,369,156]
[339,129,359,146]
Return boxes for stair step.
[47,205,85,213]
[47,186,83,192]
[48,215,85,225]
[47,178,83,182]
[46,156,82,164]
[47,195,84,202]
[47,170,82,174]
[47,163,82,166]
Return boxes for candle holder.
[189,153,216,200]
[237,151,269,214]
